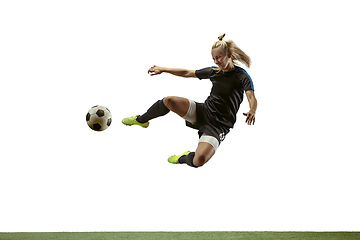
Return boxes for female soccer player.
[122,33,257,168]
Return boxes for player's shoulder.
[195,66,217,79]
[235,65,251,78]
[196,66,215,73]
[204,66,217,72]
[235,65,247,74]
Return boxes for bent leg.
[178,142,215,168]
[193,142,216,167]
[178,134,219,167]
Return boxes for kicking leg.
[122,96,192,127]
[122,98,170,127]
[136,99,170,123]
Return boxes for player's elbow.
[184,70,196,78]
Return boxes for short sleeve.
[238,69,254,91]
[243,76,254,92]
[195,67,214,80]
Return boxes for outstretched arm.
[243,90,257,125]
[148,65,196,78]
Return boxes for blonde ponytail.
[218,33,226,41]
[212,33,251,68]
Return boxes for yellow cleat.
[168,151,191,164]
[122,115,149,128]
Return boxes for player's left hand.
[148,65,163,76]
[243,111,255,125]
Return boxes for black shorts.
[185,102,230,144]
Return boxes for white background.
[1,0,359,232]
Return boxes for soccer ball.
[86,105,112,131]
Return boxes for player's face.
[211,47,232,71]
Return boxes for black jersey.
[195,65,254,128]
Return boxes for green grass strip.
[0,232,359,240]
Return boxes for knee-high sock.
[179,152,198,168]
[136,99,170,123]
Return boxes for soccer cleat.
[168,151,191,164]
[122,115,149,128]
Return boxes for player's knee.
[163,96,175,109]
[193,153,207,167]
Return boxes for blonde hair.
[212,33,251,68]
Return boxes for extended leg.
[136,96,191,123]
[136,99,170,123]
[122,96,194,128]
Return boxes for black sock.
[136,99,170,123]
[179,152,197,168]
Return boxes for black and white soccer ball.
[86,105,112,131]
